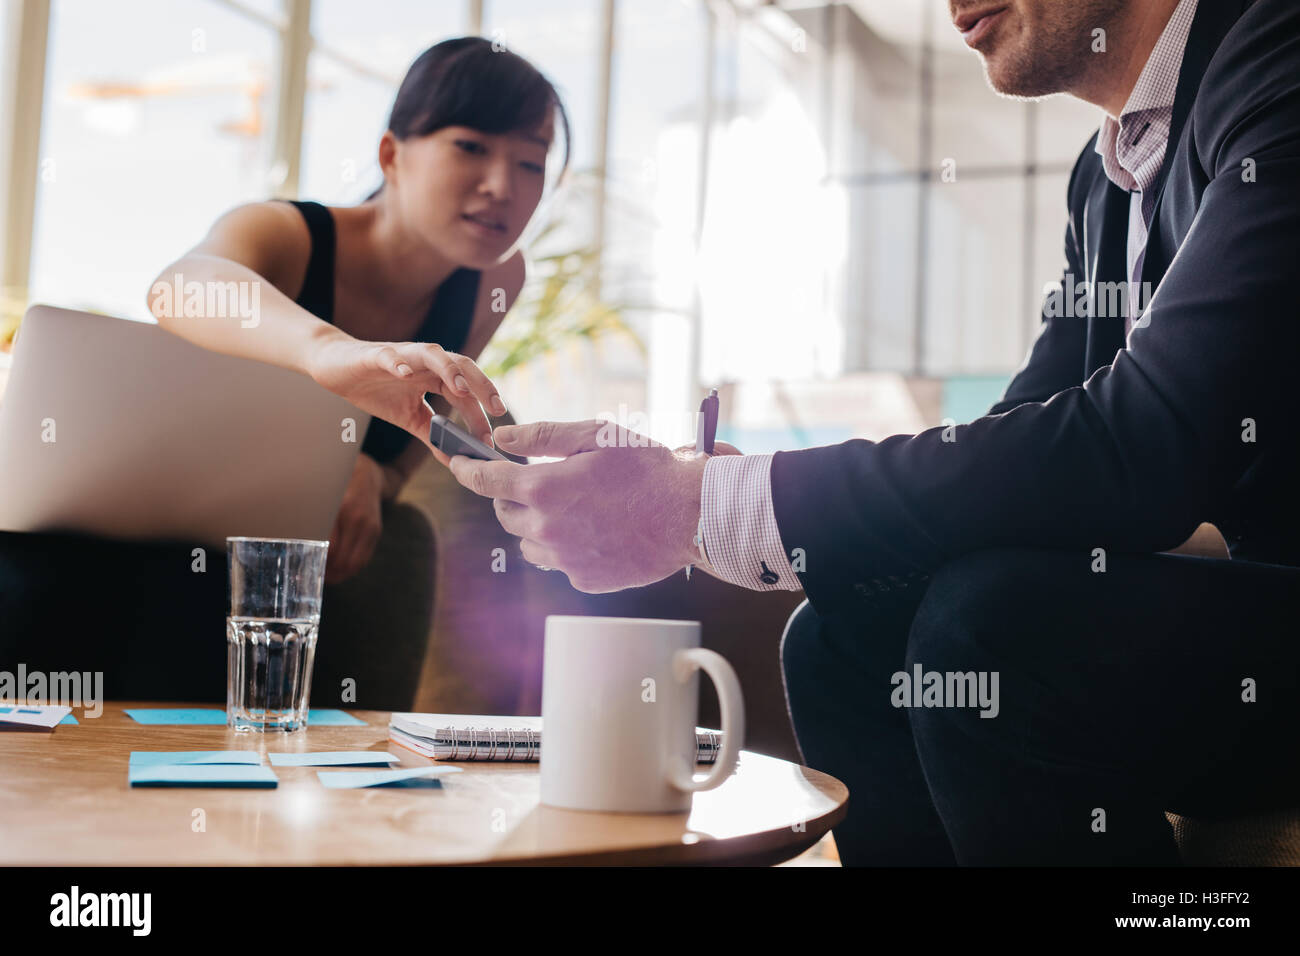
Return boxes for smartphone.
[428,412,507,461]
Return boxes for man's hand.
[676,440,742,458]
[447,420,710,593]
[325,452,387,585]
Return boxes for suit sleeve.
[770,61,1300,613]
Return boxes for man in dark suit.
[451,0,1300,864]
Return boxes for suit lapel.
[1083,176,1131,375]
[1140,0,1249,291]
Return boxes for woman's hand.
[306,333,507,467]
[325,453,387,585]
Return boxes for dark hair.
[366,36,571,200]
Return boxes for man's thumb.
[494,420,604,457]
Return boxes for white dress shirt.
[1094,0,1198,336]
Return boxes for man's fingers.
[448,455,532,503]
[493,420,608,458]
[488,496,520,535]
[493,496,546,541]
[520,537,562,571]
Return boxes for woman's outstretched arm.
[145,201,347,375]
[145,201,506,462]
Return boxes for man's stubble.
[982,0,1129,100]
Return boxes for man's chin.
[981,55,1060,100]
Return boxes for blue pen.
[695,388,719,458]
[686,388,720,579]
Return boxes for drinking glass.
[226,537,329,733]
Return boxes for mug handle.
[666,647,745,794]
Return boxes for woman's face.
[386,117,553,270]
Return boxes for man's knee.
[902,546,1105,760]
[780,598,907,686]
[781,594,934,715]
[779,599,818,672]
[905,546,1073,673]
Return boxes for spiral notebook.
[388,713,724,763]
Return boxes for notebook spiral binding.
[430,727,721,763]
[441,728,543,762]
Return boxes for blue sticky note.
[315,766,463,789]
[130,751,263,768]
[59,714,78,724]
[124,707,365,726]
[268,751,396,767]
[305,709,366,726]
[128,764,278,788]
[125,708,227,725]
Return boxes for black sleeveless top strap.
[289,199,336,322]
[284,199,482,465]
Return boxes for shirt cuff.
[700,454,802,592]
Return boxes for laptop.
[0,305,370,549]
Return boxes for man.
[451,0,1300,865]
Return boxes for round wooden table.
[0,701,848,866]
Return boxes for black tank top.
[285,199,482,464]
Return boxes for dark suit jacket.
[771,0,1300,615]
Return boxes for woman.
[0,38,570,708]
[149,36,570,585]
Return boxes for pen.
[695,388,718,457]
[686,388,719,580]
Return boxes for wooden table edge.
[2,702,849,867]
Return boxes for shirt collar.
[1095,0,1198,192]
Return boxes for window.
[28,0,279,319]
[831,0,1097,378]
[483,0,600,174]
[698,6,835,385]
[12,0,1104,412]
[299,0,468,204]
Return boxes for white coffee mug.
[540,615,745,813]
